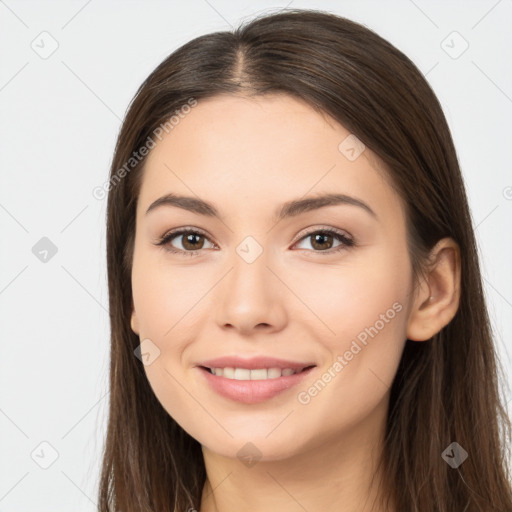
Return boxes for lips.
[195,355,317,404]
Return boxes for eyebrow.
[145,192,377,221]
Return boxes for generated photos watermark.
[92,97,198,200]
[297,301,403,405]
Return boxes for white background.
[0,1,511,510]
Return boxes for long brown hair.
[99,8,512,511]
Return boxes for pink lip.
[195,359,316,404]
[197,355,316,370]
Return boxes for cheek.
[131,255,211,438]
[294,249,410,427]
[131,248,205,339]
[289,244,410,346]
[131,250,198,391]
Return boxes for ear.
[130,309,140,335]
[407,237,461,341]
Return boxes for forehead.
[138,93,403,224]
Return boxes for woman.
[98,9,512,511]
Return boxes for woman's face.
[131,93,414,461]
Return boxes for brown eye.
[157,229,216,256]
[310,232,335,250]
[180,232,206,250]
[294,229,354,254]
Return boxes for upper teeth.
[209,367,304,380]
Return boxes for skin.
[130,93,461,512]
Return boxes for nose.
[214,248,287,336]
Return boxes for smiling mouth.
[200,365,316,380]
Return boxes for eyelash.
[155,226,355,257]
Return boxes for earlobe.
[130,310,139,335]
[406,238,461,342]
